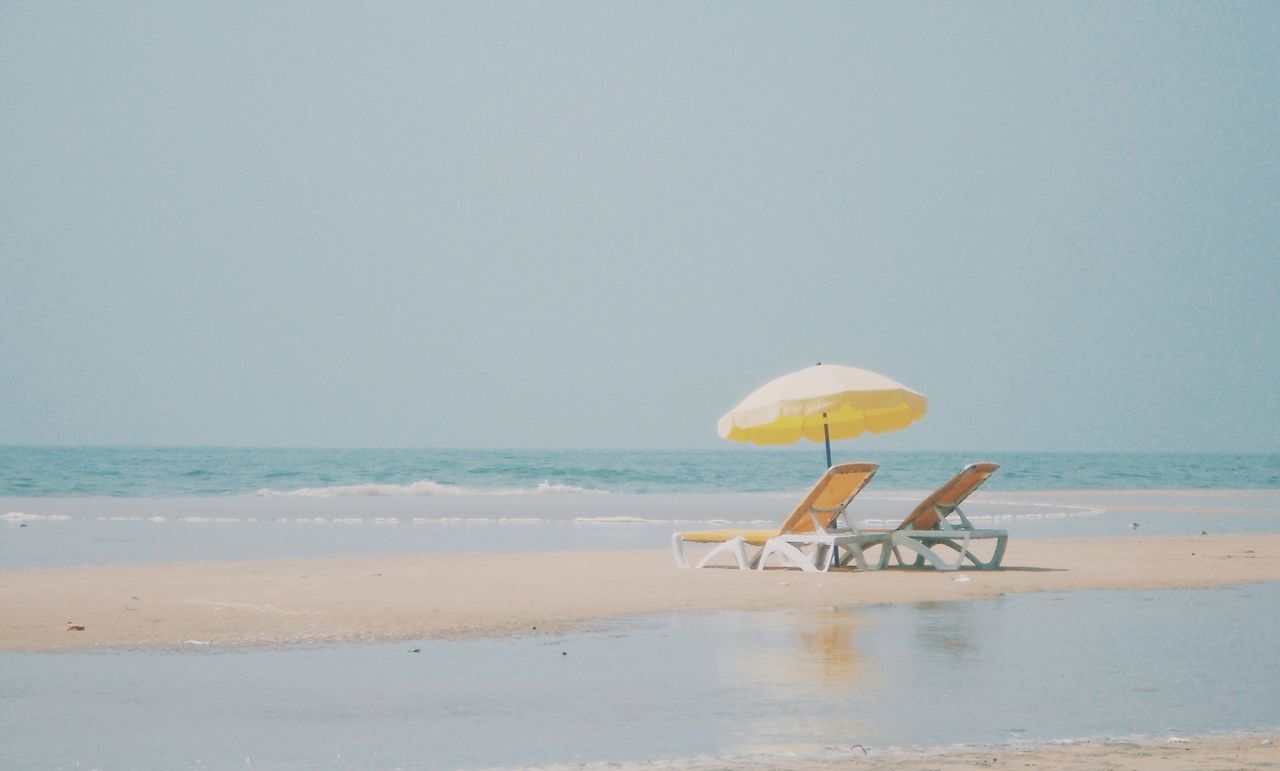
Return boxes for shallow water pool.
[2,583,1278,768]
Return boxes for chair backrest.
[895,462,999,531]
[776,462,879,535]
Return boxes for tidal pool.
[2,583,1277,768]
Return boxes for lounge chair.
[671,462,880,570]
[872,462,1006,570]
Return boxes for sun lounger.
[671,462,879,570]
[877,462,1006,570]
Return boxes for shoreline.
[699,732,1280,770]
[3,533,1279,652]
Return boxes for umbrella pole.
[822,413,832,469]
[822,413,836,569]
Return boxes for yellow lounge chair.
[872,462,1006,571]
[671,462,879,570]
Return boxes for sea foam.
[2,512,71,523]
[254,479,607,497]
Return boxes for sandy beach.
[3,533,1278,651]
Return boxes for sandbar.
[2,534,1279,651]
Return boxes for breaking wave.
[254,479,608,497]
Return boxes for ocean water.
[3,446,1278,496]
[4,584,1278,769]
[4,487,1280,571]
[3,448,1279,569]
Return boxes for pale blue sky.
[2,2,1277,451]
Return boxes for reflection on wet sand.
[731,608,880,753]
[734,608,867,692]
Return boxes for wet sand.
[755,734,1280,770]
[3,533,1279,651]
[866,735,1280,770]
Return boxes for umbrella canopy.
[717,364,927,453]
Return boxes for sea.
[4,446,1279,496]
[2,447,1279,570]
[3,447,1280,768]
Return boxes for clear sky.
[2,2,1277,452]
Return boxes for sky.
[1,1,1278,452]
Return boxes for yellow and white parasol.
[717,363,928,466]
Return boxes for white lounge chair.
[671,463,879,570]
[876,462,1006,571]
[760,463,1008,572]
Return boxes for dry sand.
[3,533,1279,651]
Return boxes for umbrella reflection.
[727,608,878,754]
[794,613,863,685]
[734,608,868,692]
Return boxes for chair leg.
[890,537,962,570]
[983,535,1008,569]
[839,540,890,570]
[671,533,690,568]
[758,540,822,572]
[836,541,865,569]
[694,536,751,569]
[874,541,892,569]
[924,535,1006,570]
[956,535,1006,569]
[674,534,753,569]
[892,534,1010,570]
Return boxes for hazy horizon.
[3,2,1277,452]
[2,440,1280,453]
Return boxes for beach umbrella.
[717,363,927,468]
